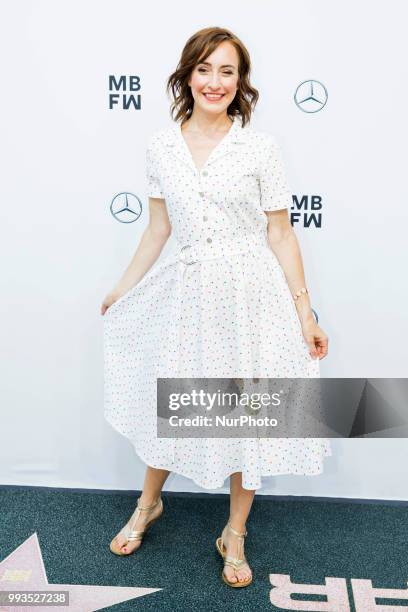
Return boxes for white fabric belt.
[174,234,271,269]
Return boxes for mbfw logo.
[110,192,142,223]
[294,80,328,113]
[270,573,408,610]
[108,75,141,110]
[291,195,322,228]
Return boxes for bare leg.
[221,471,255,584]
[114,466,170,554]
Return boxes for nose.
[207,72,222,88]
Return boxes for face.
[188,41,240,116]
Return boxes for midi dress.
[103,115,332,490]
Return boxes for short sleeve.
[146,139,164,199]
[258,135,293,211]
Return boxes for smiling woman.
[166,27,259,128]
[102,25,331,588]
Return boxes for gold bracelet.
[293,287,308,301]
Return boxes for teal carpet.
[1,486,408,611]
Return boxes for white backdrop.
[1,0,407,500]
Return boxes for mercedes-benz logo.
[294,80,328,113]
[110,192,142,223]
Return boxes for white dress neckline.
[176,116,238,173]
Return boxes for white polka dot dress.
[103,115,332,490]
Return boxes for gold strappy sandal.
[109,496,163,556]
[216,521,253,587]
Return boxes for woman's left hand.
[301,318,329,360]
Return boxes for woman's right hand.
[100,289,123,316]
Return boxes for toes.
[111,536,125,553]
[113,535,123,548]
[121,540,141,554]
[236,567,252,583]
[224,568,238,583]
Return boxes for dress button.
[202,170,208,176]
[203,215,208,221]
[206,237,212,243]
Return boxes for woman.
[101,26,331,588]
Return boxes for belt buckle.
[179,244,198,265]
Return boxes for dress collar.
[163,115,249,174]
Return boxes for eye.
[197,67,234,75]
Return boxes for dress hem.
[135,446,331,491]
[106,417,332,492]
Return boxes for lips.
[203,93,225,101]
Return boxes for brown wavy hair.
[166,27,259,128]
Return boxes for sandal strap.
[227,521,247,538]
[136,496,161,512]
[127,530,144,541]
[219,521,249,573]
[224,556,248,570]
[127,497,162,536]
[113,497,162,550]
